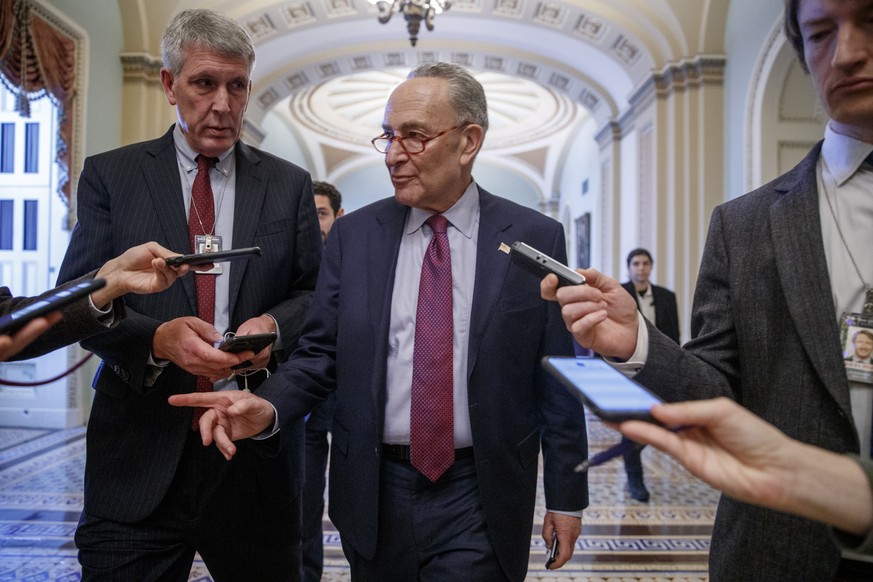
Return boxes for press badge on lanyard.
[839,291,873,384]
[194,234,223,275]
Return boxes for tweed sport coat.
[634,142,858,580]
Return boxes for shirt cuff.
[608,311,649,377]
[546,508,584,518]
[251,401,280,440]
[87,294,119,327]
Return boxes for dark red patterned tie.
[190,155,217,430]
[410,214,454,481]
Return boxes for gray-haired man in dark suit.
[56,8,321,581]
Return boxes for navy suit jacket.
[56,126,322,523]
[621,281,680,344]
[257,188,589,581]
[634,143,856,579]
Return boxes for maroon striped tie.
[410,214,454,481]
[189,155,217,430]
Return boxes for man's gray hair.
[161,9,255,76]
[407,62,489,134]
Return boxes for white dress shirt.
[383,182,479,447]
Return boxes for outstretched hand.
[168,390,276,460]
[617,398,792,508]
[540,268,639,360]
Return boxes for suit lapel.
[770,142,851,413]
[467,190,513,375]
[228,143,266,319]
[371,202,408,419]
[143,128,196,311]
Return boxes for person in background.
[313,180,345,243]
[616,397,873,556]
[55,9,321,580]
[619,248,680,502]
[0,241,189,361]
[301,180,344,581]
[541,0,873,578]
[171,61,589,581]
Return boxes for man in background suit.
[541,0,873,578]
[56,9,321,580]
[1,241,188,361]
[619,248,679,501]
[301,180,344,582]
[172,62,589,581]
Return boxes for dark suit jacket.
[634,143,856,580]
[1,273,124,361]
[257,188,589,581]
[56,126,322,524]
[621,281,680,344]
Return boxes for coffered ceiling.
[116,0,730,198]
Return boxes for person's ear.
[160,68,179,106]
[459,124,484,165]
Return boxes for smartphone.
[216,332,277,354]
[510,241,586,287]
[0,278,107,335]
[545,531,559,568]
[165,246,262,267]
[541,356,663,422]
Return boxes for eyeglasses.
[371,122,470,154]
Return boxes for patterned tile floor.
[0,412,717,581]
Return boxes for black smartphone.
[165,246,262,267]
[0,278,107,335]
[545,531,559,568]
[510,241,586,287]
[216,332,277,354]
[541,356,663,423]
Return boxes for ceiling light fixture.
[368,0,451,46]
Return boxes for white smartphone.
[509,241,586,287]
[541,356,663,422]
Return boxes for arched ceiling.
[118,0,729,126]
[116,0,730,200]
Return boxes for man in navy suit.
[542,0,873,578]
[173,62,589,581]
[619,248,680,501]
[56,9,321,581]
[301,181,344,582]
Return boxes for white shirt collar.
[821,123,873,186]
[172,123,234,177]
[406,181,480,240]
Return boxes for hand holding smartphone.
[215,332,277,354]
[216,332,278,371]
[545,531,559,568]
[509,242,586,287]
[0,278,107,335]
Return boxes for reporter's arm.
[618,398,873,538]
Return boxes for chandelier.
[368,0,452,46]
